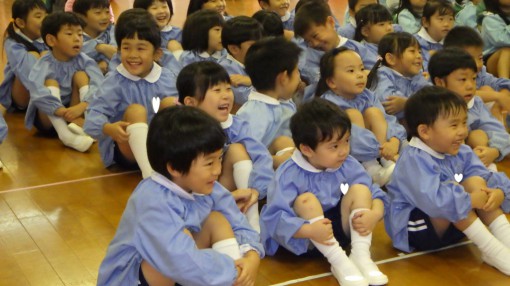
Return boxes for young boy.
[84,9,178,178]
[97,106,263,286]
[385,86,510,275]
[443,26,510,124]
[428,48,510,171]
[236,36,301,168]
[219,16,263,106]
[261,98,388,286]
[293,0,375,84]
[25,12,102,152]
[73,0,117,73]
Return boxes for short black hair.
[147,106,226,179]
[72,0,109,15]
[443,26,483,49]
[186,0,208,15]
[182,9,225,52]
[6,0,47,53]
[177,61,231,104]
[354,4,393,42]
[133,0,174,15]
[294,1,332,37]
[115,8,161,49]
[291,98,351,150]
[252,10,284,37]
[428,48,477,83]
[378,31,419,63]
[41,12,85,48]
[245,37,301,91]
[222,16,263,52]
[422,0,454,21]
[405,86,467,138]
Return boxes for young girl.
[84,9,178,178]
[371,32,431,121]
[187,0,232,20]
[0,0,48,112]
[315,47,407,186]
[258,0,294,31]
[178,61,275,232]
[414,0,455,70]
[481,0,510,79]
[133,0,183,52]
[25,12,101,152]
[178,9,227,68]
[394,0,427,34]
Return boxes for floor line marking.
[0,171,139,193]
[269,240,473,286]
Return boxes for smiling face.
[147,0,172,29]
[301,17,339,52]
[48,24,84,61]
[120,34,159,78]
[419,109,468,155]
[301,129,350,170]
[17,6,47,40]
[436,68,477,103]
[83,6,110,37]
[192,82,234,123]
[202,0,227,15]
[262,0,290,17]
[327,50,367,98]
[423,10,454,42]
[389,44,423,77]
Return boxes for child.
[219,16,263,106]
[428,48,510,171]
[371,32,431,121]
[260,98,388,286]
[178,9,227,68]
[236,37,301,169]
[84,8,178,178]
[454,0,485,29]
[394,0,427,34]
[73,0,117,74]
[65,0,114,22]
[97,106,263,286]
[252,10,285,38]
[385,86,510,276]
[481,0,510,79]
[316,47,407,186]
[133,0,183,52]
[258,0,294,31]
[443,26,510,124]
[414,0,455,70]
[293,0,375,85]
[0,0,48,111]
[178,61,274,232]
[25,12,101,152]
[187,0,231,20]
[338,0,378,40]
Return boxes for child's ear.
[14,18,25,29]
[183,96,198,107]
[433,77,446,87]
[153,47,163,62]
[45,34,57,48]
[326,16,336,29]
[227,44,241,57]
[417,124,430,140]
[299,143,314,157]
[384,52,396,66]
[325,77,337,91]
[361,26,370,39]
[166,163,183,179]
[421,17,429,28]
[276,69,289,87]
[259,0,270,10]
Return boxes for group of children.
[1,0,510,285]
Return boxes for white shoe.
[330,263,368,286]
[482,252,510,275]
[350,256,388,285]
[64,135,94,152]
[487,163,498,172]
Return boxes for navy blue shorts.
[113,142,140,170]
[407,208,465,251]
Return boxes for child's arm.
[26,58,65,116]
[96,43,117,59]
[236,102,273,147]
[230,74,252,87]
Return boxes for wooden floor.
[0,0,509,285]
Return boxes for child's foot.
[481,246,510,275]
[487,163,498,172]
[63,135,94,152]
[330,260,368,286]
[350,255,388,285]
[68,123,96,141]
[364,161,393,186]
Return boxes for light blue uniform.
[414,27,443,71]
[0,34,48,110]
[219,54,253,105]
[260,150,387,255]
[25,52,103,129]
[81,24,116,64]
[222,114,274,199]
[84,63,178,167]
[97,172,264,286]
[385,137,510,252]
[236,91,296,147]
[0,113,7,143]
[160,24,182,49]
[477,66,510,91]
[455,2,478,29]
[467,96,510,161]
[481,13,510,57]
[282,11,295,31]
[373,66,431,120]
[108,49,182,77]
[178,49,228,68]
[395,9,421,34]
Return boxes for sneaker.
[331,265,368,286]
[350,256,388,285]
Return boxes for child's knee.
[44,79,59,87]
[270,135,295,154]
[204,211,231,229]
[466,129,489,146]
[159,97,177,110]
[124,104,148,122]
[293,192,321,217]
[344,184,372,201]
[72,71,90,86]
[225,143,250,163]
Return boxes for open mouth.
[218,103,229,112]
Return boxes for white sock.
[487,163,498,172]
[126,123,153,178]
[233,160,252,189]
[245,202,260,233]
[47,86,61,99]
[361,159,391,186]
[464,218,510,275]
[212,238,241,260]
[48,115,93,152]
[78,85,89,102]
[488,214,510,248]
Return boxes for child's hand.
[166,40,183,52]
[473,146,499,166]
[470,189,489,209]
[232,188,259,213]
[54,106,67,117]
[351,209,380,236]
[103,121,130,143]
[380,138,400,161]
[382,96,407,115]
[234,251,260,286]
[63,104,87,122]
[308,218,334,244]
[482,188,505,211]
[230,75,252,87]
[96,44,117,59]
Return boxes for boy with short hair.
[385,86,510,276]
[220,16,263,106]
[97,106,263,286]
[428,48,510,170]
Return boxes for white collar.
[161,24,173,32]
[248,91,280,105]
[14,28,44,44]
[221,114,233,128]
[116,62,162,83]
[226,53,245,68]
[336,35,348,48]
[467,97,475,109]
[417,26,444,44]
[291,149,340,173]
[198,50,223,60]
[281,11,291,22]
[151,172,195,200]
[349,16,357,28]
[409,137,445,159]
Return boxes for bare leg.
[346,108,365,128]
[363,107,387,145]
[116,104,148,163]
